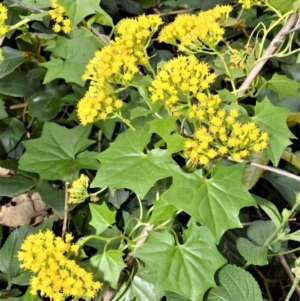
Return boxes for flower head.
[17,230,102,301]
[68,174,90,204]
[158,5,232,52]
[238,0,262,9]
[149,55,216,113]
[0,4,8,36]
[48,0,72,33]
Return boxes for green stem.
[137,195,143,221]
[78,234,131,246]
[263,201,299,247]
[284,277,300,301]
[268,246,300,257]
[90,186,108,196]
[215,50,237,94]
[114,113,136,130]
[8,18,31,32]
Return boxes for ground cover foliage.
[0,0,299,300]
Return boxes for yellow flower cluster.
[68,174,90,204]
[149,55,216,113]
[18,230,102,301]
[77,14,163,125]
[158,5,232,52]
[0,4,8,36]
[48,0,72,33]
[185,108,269,165]
[238,0,262,9]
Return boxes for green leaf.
[119,267,164,301]
[252,97,296,166]
[28,83,69,121]
[150,199,177,224]
[253,195,281,228]
[131,221,227,301]
[268,0,295,14]
[40,29,100,86]
[0,175,36,196]
[87,250,126,289]
[236,238,268,266]
[36,180,65,219]
[91,127,174,198]
[0,47,28,79]
[148,117,185,154]
[0,71,40,97]
[0,118,26,155]
[0,99,8,120]
[165,291,191,301]
[262,170,300,208]
[236,220,276,265]
[89,202,116,235]
[130,107,152,120]
[162,163,256,242]
[92,10,114,27]
[58,0,103,26]
[19,122,97,182]
[0,219,54,285]
[207,264,263,301]
[264,73,300,99]
[242,152,269,190]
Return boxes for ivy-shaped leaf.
[150,200,177,224]
[87,250,126,289]
[40,29,100,86]
[207,264,263,301]
[118,267,164,301]
[148,117,185,154]
[89,203,116,235]
[91,127,175,198]
[252,97,296,166]
[131,221,227,301]
[58,0,104,26]
[162,163,256,242]
[19,122,98,182]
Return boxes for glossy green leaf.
[91,127,174,198]
[92,10,114,27]
[19,123,97,182]
[162,163,256,242]
[242,152,269,190]
[36,180,65,218]
[0,71,41,97]
[264,73,300,99]
[150,200,177,224]
[148,117,185,154]
[0,47,28,79]
[132,222,227,301]
[119,268,164,301]
[253,195,281,228]
[268,0,295,14]
[0,175,36,196]
[0,219,54,285]
[0,99,7,120]
[87,250,126,289]
[0,118,26,155]
[28,83,69,121]
[252,97,296,166]
[262,170,300,208]
[207,264,263,301]
[40,29,100,86]
[165,291,191,301]
[89,202,116,235]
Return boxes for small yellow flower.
[68,174,90,204]
[48,0,72,34]
[18,230,102,301]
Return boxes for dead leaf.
[0,194,35,227]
